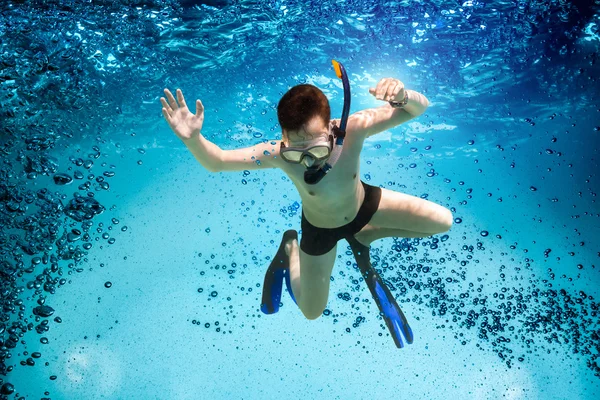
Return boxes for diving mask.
[280,134,333,165]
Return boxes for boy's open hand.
[160,88,204,141]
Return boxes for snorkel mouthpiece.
[304,59,351,185]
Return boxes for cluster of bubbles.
[0,0,162,395]
[0,147,128,397]
[280,200,301,219]
[0,135,127,395]
[195,223,599,375]
[326,234,599,375]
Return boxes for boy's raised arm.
[160,88,222,172]
[161,88,279,173]
[218,141,280,172]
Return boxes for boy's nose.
[301,156,316,168]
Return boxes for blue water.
[1,0,599,398]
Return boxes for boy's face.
[282,116,332,168]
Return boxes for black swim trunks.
[300,180,382,256]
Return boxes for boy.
[161,69,452,347]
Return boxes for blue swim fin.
[261,230,298,314]
[347,236,414,348]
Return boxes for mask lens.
[282,150,304,162]
[307,146,330,159]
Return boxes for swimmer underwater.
[160,60,453,348]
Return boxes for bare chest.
[279,141,364,228]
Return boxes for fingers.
[372,78,390,100]
[176,89,187,109]
[160,97,172,116]
[386,81,399,101]
[163,88,199,115]
[161,108,172,125]
[376,78,394,101]
[163,88,178,110]
[195,99,204,116]
[391,82,404,100]
[370,79,405,101]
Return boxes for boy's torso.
[275,121,367,229]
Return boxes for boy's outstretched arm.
[161,88,279,173]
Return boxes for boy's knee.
[440,208,453,231]
[303,312,323,321]
[301,306,324,320]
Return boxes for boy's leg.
[287,238,337,320]
[260,230,336,319]
[367,187,453,234]
[284,237,300,301]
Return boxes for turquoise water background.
[1,0,599,399]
